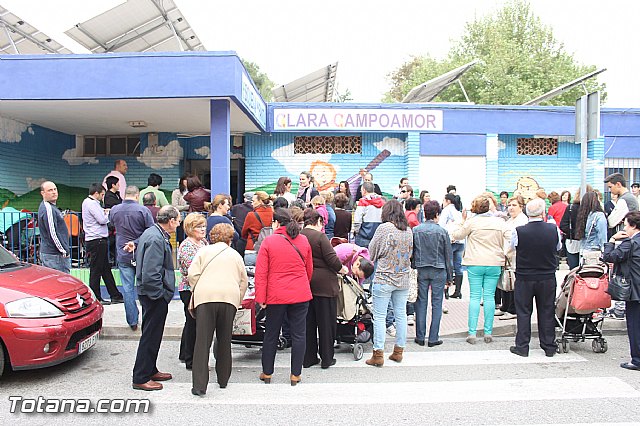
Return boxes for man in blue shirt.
[82,183,123,305]
[109,186,155,330]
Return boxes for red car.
[0,247,103,377]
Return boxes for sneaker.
[386,325,397,337]
[494,309,505,316]
[443,306,449,314]
[499,312,517,320]
[407,315,415,326]
[606,310,625,320]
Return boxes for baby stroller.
[336,274,373,360]
[229,266,287,350]
[555,261,610,354]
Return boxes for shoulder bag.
[498,257,516,292]
[607,240,634,301]
[188,246,228,318]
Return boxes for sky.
[2,0,638,107]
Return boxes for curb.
[99,320,628,341]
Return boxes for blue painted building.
[0,51,639,211]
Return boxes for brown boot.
[365,349,384,367]
[388,345,404,363]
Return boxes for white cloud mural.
[26,177,46,191]
[195,146,210,159]
[0,116,33,143]
[373,137,405,156]
[62,148,99,165]
[139,139,184,169]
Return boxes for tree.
[242,59,275,102]
[384,0,606,105]
[334,87,353,102]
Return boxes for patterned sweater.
[368,222,413,288]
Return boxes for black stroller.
[335,275,373,360]
[555,262,609,354]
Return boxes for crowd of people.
[35,164,640,395]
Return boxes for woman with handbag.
[411,200,453,347]
[574,191,608,265]
[255,208,313,385]
[451,195,510,344]
[497,196,528,321]
[300,208,349,369]
[188,223,248,396]
[176,213,209,370]
[366,200,414,366]
[601,211,640,371]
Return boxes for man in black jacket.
[231,192,254,257]
[131,205,179,391]
[509,198,562,358]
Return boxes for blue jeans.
[451,243,465,276]
[118,262,139,326]
[40,253,71,274]
[372,283,409,350]
[414,267,446,343]
[467,265,501,335]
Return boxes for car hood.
[0,263,86,299]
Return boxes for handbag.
[188,246,228,318]
[607,274,631,301]
[407,268,418,303]
[498,258,516,292]
[570,269,611,311]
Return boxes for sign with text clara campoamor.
[273,108,443,132]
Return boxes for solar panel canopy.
[522,68,607,106]
[65,0,205,53]
[402,60,479,103]
[272,63,338,102]
[0,5,72,54]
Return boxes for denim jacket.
[412,220,453,282]
[581,211,607,252]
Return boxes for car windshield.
[0,247,22,268]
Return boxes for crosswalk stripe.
[227,349,586,368]
[141,377,639,405]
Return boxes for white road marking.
[143,376,639,405]
[227,348,586,368]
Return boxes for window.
[516,137,558,155]
[83,136,140,156]
[294,136,362,154]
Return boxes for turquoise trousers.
[467,265,502,335]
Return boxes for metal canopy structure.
[65,0,205,53]
[402,60,479,103]
[272,63,338,102]
[0,5,72,54]
[523,68,607,106]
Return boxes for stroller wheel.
[353,343,364,361]
[277,336,288,350]
[592,338,608,353]
[561,339,569,353]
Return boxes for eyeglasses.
[195,225,207,230]
[401,190,407,193]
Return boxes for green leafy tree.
[242,59,275,102]
[384,0,606,105]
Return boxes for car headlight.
[5,297,64,318]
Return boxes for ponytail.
[273,208,300,239]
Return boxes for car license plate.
[78,332,99,354]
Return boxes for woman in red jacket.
[241,191,273,251]
[255,208,313,386]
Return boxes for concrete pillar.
[587,137,605,193]
[210,99,231,195]
[485,134,499,194]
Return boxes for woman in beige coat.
[188,223,248,397]
[451,195,510,345]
